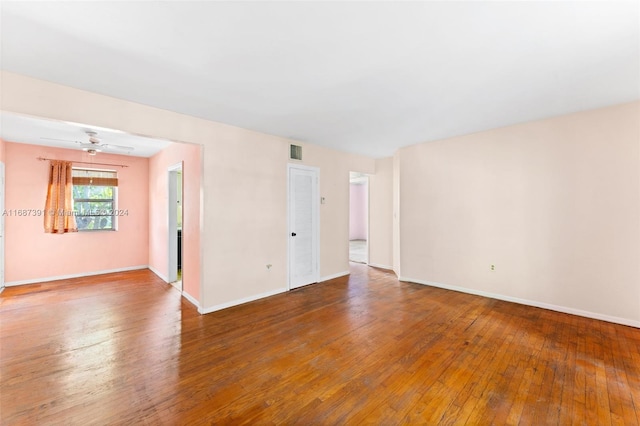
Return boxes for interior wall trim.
[148,265,168,283]
[400,276,640,329]
[182,290,199,309]
[5,265,149,287]
[199,287,288,315]
[368,263,393,271]
[198,270,350,315]
[319,270,350,282]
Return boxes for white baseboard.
[368,263,393,271]
[198,270,349,315]
[182,290,200,309]
[148,265,168,283]
[149,267,199,309]
[5,265,149,287]
[199,287,287,315]
[319,271,350,282]
[399,276,640,329]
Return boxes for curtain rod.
[37,157,129,168]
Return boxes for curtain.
[44,160,77,234]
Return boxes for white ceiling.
[1,1,638,158]
[0,112,171,158]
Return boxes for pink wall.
[349,183,367,240]
[0,138,5,163]
[4,142,149,283]
[149,142,201,301]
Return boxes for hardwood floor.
[1,264,639,425]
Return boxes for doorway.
[168,163,183,290]
[0,162,4,291]
[288,164,319,289]
[349,172,368,264]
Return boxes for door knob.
[291,232,297,236]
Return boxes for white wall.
[4,71,637,327]
[349,183,368,241]
[0,71,374,313]
[369,157,393,269]
[201,135,374,309]
[397,102,640,326]
[295,142,375,279]
[0,138,4,290]
[392,151,401,276]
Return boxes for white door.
[0,162,5,290]
[288,164,319,289]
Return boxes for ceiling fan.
[42,130,134,155]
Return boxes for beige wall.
[397,102,640,326]
[369,157,393,269]
[200,134,374,310]
[392,151,401,276]
[149,142,202,301]
[200,129,289,309]
[0,71,374,312]
[296,142,375,278]
[4,70,636,326]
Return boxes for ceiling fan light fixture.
[83,147,101,155]
[86,130,101,144]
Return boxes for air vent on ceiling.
[290,144,302,160]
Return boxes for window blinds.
[72,168,118,187]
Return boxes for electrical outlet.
[490,264,495,271]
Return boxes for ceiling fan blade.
[102,144,135,151]
[41,137,81,143]
[41,137,134,152]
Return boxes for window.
[72,168,118,231]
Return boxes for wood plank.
[1,264,639,424]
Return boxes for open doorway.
[0,162,4,292]
[349,172,369,264]
[168,163,183,290]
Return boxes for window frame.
[72,168,118,232]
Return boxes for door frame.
[364,175,370,265]
[287,163,320,290]
[168,162,183,286]
[349,172,370,265]
[0,162,4,292]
